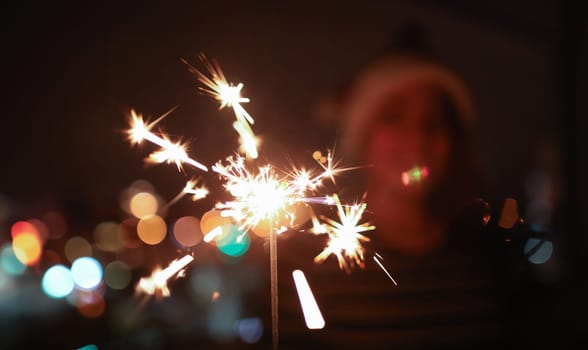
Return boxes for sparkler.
[136,254,194,298]
[127,55,378,349]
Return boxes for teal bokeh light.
[77,345,98,350]
[42,264,75,298]
[71,257,103,289]
[0,244,26,276]
[217,225,250,257]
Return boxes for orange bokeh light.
[137,215,167,245]
[130,192,158,219]
[12,232,42,266]
[200,210,233,243]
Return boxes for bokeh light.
[71,257,103,290]
[235,317,264,344]
[498,198,519,229]
[94,221,123,252]
[76,291,106,318]
[137,214,167,245]
[130,192,158,219]
[217,225,250,257]
[0,244,26,275]
[65,237,93,263]
[41,264,74,298]
[11,221,38,238]
[12,231,42,266]
[200,210,234,243]
[77,345,98,350]
[173,216,202,247]
[200,210,231,235]
[105,261,132,290]
[524,238,554,264]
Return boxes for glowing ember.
[184,54,259,159]
[166,179,209,209]
[183,179,209,201]
[136,254,194,298]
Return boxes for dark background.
[0,0,586,348]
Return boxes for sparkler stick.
[270,223,279,350]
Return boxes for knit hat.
[340,53,474,160]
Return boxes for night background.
[1,1,587,349]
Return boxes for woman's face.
[363,82,453,198]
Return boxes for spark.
[373,253,398,286]
[313,194,375,272]
[128,109,208,172]
[212,152,353,234]
[182,178,209,201]
[292,270,325,329]
[136,254,194,298]
[184,55,259,159]
[213,157,295,232]
[166,178,209,209]
[311,149,362,187]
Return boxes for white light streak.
[292,270,325,330]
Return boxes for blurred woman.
[276,25,507,349]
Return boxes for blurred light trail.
[292,270,325,329]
